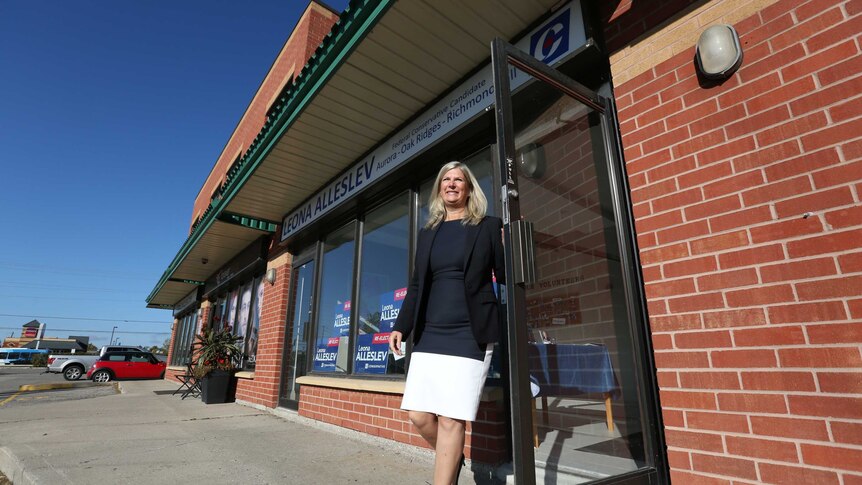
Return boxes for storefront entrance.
[491,40,665,483]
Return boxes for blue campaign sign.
[333,300,351,336]
[313,336,340,371]
[353,332,391,374]
[378,288,405,333]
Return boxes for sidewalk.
[0,379,491,484]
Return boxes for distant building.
[2,321,90,353]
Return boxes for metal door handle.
[509,220,536,285]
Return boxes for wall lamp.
[265,268,278,285]
[695,24,743,80]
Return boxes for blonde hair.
[425,161,487,229]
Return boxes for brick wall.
[298,385,508,464]
[611,0,862,482]
[235,248,292,406]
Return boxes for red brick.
[684,194,741,221]
[808,322,862,344]
[775,186,855,219]
[757,111,829,147]
[760,258,838,284]
[664,429,724,453]
[687,411,749,433]
[690,453,757,480]
[691,104,746,137]
[640,242,689,265]
[797,274,862,300]
[666,99,717,130]
[703,170,765,199]
[624,119,668,147]
[656,221,709,244]
[741,370,816,391]
[678,163,734,190]
[806,12,862,53]
[709,206,773,233]
[638,231,657,249]
[631,70,677,103]
[818,372,862,394]
[673,130,727,159]
[824,205,862,229]
[635,210,683,233]
[663,409,685,427]
[659,390,718,409]
[779,347,862,368]
[791,71,862,116]
[678,371,739,389]
[651,313,703,331]
[751,217,825,244]
[734,325,806,347]
[653,188,705,214]
[789,229,862,258]
[642,126,690,156]
[851,299,862,319]
[619,93,660,124]
[745,76,817,116]
[627,148,673,174]
[645,278,695,298]
[697,137,758,167]
[664,255,717,277]
[831,96,862,123]
[832,421,862,446]
[727,104,792,141]
[725,284,795,307]
[824,53,862,84]
[750,416,829,441]
[719,244,785,269]
[655,368,677,385]
[733,140,801,172]
[702,308,767,329]
[690,231,749,256]
[718,392,788,413]
[788,38,859,84]
[666,449,690,470]
[743,175,813,207]
[648,298,668,316]
[803,118,862,152]
[759,463,840,485]
[646,156,696,183]
[812,160,862,189]
[764,147,842,182]
[726,435,800,463]
[771,7,845,52]
[697,268,758,292]
[669,471,730,485]
[716,73,781,110]
[712,349,777,368]
[654,351,710,369]
[802,444,862,472]
[631,177,676,204]
[668,292,725,312]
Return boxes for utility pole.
[110,326,118,346]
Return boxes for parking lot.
[0,366,117,408]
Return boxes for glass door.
[491,39,665,484]
[279,256,316,409]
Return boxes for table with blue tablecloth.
[528,343,618,438]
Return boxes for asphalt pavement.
[0,375,499,485]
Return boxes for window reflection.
[355,194,409,375]
[313,222,356,373]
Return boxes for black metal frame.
[491,37,666,484]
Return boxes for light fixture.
[695,24,743,80]
[517,142,546,179]
[265,268,277,285]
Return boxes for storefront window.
[170,310,199,366]
[226,288,239,333]
[312,222,356,373]
[211,297,226,332]
[246,276,264,366]
[354,194,409,375]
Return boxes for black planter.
[200,370,233,404]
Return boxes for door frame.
[491,37,667,485]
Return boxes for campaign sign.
[333,300,351,336]
[378,288,406,333]
[313,336,340,371]
[354,332,391,374]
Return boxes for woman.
[389,161,505,485]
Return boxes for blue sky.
[0,1,349,349]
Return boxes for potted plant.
[192,328,242,404]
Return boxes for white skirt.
[400,345,494,421]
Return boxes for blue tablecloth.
[528,343,618,397]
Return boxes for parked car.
[87,351,167,382]
[47,345,144,380]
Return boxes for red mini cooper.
[87,351,166,382]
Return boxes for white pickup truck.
[47,346,144,380]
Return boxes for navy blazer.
[393,215,506,346]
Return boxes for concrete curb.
[0,447,36,485]
[18,382,109,391]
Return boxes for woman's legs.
[433,416,466,485]
[408,411,467,485]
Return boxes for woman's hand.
[389,331,403,356]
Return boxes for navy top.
[413,220,486,361]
